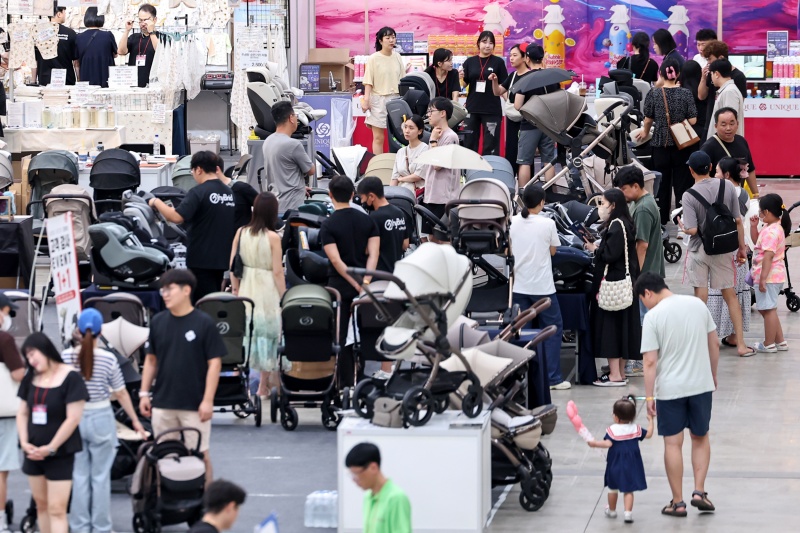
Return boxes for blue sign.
[396,32,415,54]
[298,94,334,159]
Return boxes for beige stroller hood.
[456,177,513,223]
[44,184,96,261]
[520,90,586,139]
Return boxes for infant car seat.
[89,223,170,288]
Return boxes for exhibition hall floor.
[5,180,800,532]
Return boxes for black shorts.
[22,454,75,481]
[421,203,446,235]
[656,391,713,437]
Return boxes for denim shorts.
[656,391,713,437]
[755,282,783,311]
[517,128,555,166]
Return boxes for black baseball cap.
[686,151,711,175]
[0,293,18,310]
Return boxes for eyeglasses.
[138,17,153,23]
[159,285,178,296]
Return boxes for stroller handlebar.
[346,268,405,289]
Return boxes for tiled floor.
[487,179,800,532]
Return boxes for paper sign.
[50,69,67,88]
[79,0,98,6]
[767,31,789,60]
[8,0,34,15]
[238,50,270,69]
[790,41,800,57]
[151,103,166,124]
[24,101,43,128]
[71,86,93,104]
[299,64,320,92]
[7,102,24,128]
[396,32,414,53]
[33,0,54,16]
[46,212,83,345]
[36,23,57,43]
[108,66,138,87]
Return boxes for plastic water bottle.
[96,141,104,151]
[329,491,338,527]
[153,134,160,156]
[303,492,315,527]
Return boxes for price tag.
[151,103,166,124]
[36,24,57,42]
[8,0,34,16]
[238,50,269,69]
[50,69,66,88]
[12,30,30,43]
[108,66,138,88]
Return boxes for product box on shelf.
[305,48,354,92]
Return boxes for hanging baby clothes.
[231,25,263,154]
[184,35,206,100]
[268,25,289,82]
[8,22,36,70]
[34,22,59,61]
[206,33,231,66]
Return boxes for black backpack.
[687,181,739,255]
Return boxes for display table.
[743,100,800,177]
[78,162,175,194]
[338,411,491,533]
[556,292,598,385]
[116,110,174,155]
[81,284,164,314]
[2,127,126,154]
[0,216,34,288]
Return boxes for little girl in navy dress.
[588,397,654,523]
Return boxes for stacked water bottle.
[773,57,800,98]
[303,490,338,528]
[353,56,368,81]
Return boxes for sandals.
[593,373,627,387]
[720,338,736,348]
[691,491,715,512]
[739,347,757,357]
[661,500,687,517]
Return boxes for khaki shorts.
[151,408,211,452]
[365,93,399,129]
[686,249,735,290]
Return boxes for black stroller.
[272,284,342,430]
[196,292,262,427]
[90,149,141,214]
[282,210,331,287]
[27,149,79,220]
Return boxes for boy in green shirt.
[346,443,411,533]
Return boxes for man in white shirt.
[637,272,718,517]
[509,184,569,390]
[707,59,744,139]
[692,28,717,68]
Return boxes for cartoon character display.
[604,5,631,68]
[667,5,690,57]
[482,0,516,36]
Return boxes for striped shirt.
[61,348,126,403]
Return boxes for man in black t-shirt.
[357,177,410,273]
[321,176,379,386]
[188,480,247,533]
[215,155,258,229]
[139,269,224,483]
[699,107,757,196]
[33,6,78,86]
[149,151,236,301]
[117,3,159,87]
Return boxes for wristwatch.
[138,391,152,398]
[48,447,56,457]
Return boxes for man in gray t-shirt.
[261,101,314,213]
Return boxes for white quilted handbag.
[597,219,633,312]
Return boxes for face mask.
[598,205,611,221]
[1,313,11,332]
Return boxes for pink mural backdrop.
[316,0,799,80]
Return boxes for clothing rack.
[174,14,190,155]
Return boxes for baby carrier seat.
[89,223,170,284]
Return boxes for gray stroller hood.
[520,90,586,140]
[171,156,195,191]
[28,150,80,219]
[0,151,12,191]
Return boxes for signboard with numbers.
[46,212,82,345]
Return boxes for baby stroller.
[90,149,141,214]
[465,155,517,197]
[349,243,483,427]
[27,149,79,220]
[282,211,330,286]
[150,185,187,210]
[196,293,262,427]
[272,284,342,430]
[780,201,800,311]
[0,290,42,347]
[88,222,171,289]
[171,156,195,191]
[398,70,467,129]
[84,292,150,368]
[130,428,206,533]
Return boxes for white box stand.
[337,411,491,533]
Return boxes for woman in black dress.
[617,32,658,84]
[461,31,507,155]
[76,8,118,88]
[16,333,89,533]
[584,189,641,386]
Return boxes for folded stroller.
[349,243,483,427]
[197,293,262,427]
[130,428,206,533]
[273,284,342,430]
[90,149,141,213]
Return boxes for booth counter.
[743,100,800,177]
[2,127,126,154]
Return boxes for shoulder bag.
[231,229,244,278]
[661,88,700,150]
[597,219,634,311]
[504,72,523,122]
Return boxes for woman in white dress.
[390,114,429,193]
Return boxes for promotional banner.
[46,212,82,345]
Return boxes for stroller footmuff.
[350,243,483,427]
[130,428,206,533]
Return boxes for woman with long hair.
[61,308,145,533]
[679,59,708,142]
[490,43,529,176]
[16,333,89,533]
[617,32,658,84]
[391,114,429,192]
[461,31,508,155]
[229,192,286,398]
[652,29,684,89]
[361,26,405,154]
[636,58,698,225]
[584,189,642,386]
[425,48,460,101]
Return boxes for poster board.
[46,212,82,345]
[767,31,789,59]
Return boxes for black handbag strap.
[79,29,100,62]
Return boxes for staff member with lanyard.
[461,31,507,155]
[424,48,461,101]
[491,42,529,175]
[117,3,159,88]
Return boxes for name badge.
[136,55,147,67]
[32,405,47,425]
[475,81,487,93]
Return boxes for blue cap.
[78,308,104,336]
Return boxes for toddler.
[588,397,654,523]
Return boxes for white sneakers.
[754,341,789,353]
[605,507,633,523]
[604,506,617,518]
[550,380,572,390]
[624,511,634,523]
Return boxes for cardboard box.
[306,48,354,92]
[190,140,221,155]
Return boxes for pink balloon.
[572,415,583,428]
[566,400,578,420]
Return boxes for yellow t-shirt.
[363,51,404,95]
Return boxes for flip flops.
[720,338,736,348]
[661,500,687,517]
[592,373,627,387]
[691,491,715,512]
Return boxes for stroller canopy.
[0,151,12,190]
[171,155,195,191]
[400,71,435,98]
[457,177,513,222]
[90,149,141,191]
[520,90,586,140]
[465,155,516,195]
[28,149,80,186]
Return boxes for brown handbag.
[661,88,700,150]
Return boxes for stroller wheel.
[270,387,279,423]
[254,395,262,427]
[233,404,250,419]
[5,499,12,525]
[664,241,682,263]
[433,395,450,414]
[402,386,434,427]
[519,482,546,512]
[353,380,381,420]
[321,410,342,430]
[787,293,800,312]
[461,385,483,418]
[20,513,36,533]
[132,513,149,533]
[280,407,298,431]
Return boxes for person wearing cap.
[61,308,145,533]
[679,151,754,357]
[0,293,25,533]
